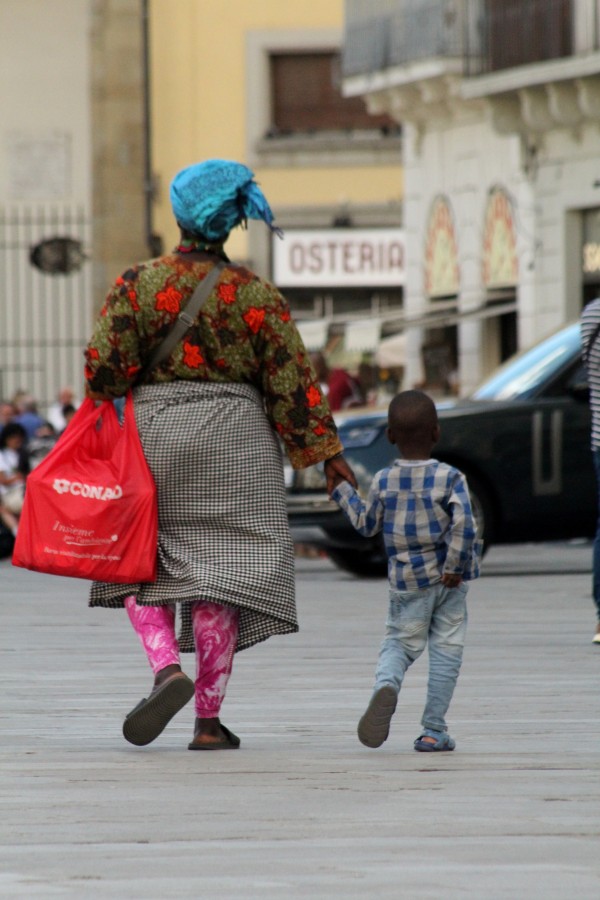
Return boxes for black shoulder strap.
[138,260,225,382]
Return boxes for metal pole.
[141,0,160,256]
[463,0,470,76]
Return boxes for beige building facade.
[0,0,406,410]
[148,0,404,363]
[343,0,600,394]
[0,0,149,410]
[0,0,94,408]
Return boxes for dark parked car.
[286,322,594,576]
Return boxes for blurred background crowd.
[0,342,403,552]
[0,386,79,549]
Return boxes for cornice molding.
[358,70,600,140]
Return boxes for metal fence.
[343,0,599,79]
[466,0,579,76]
[0,205,92,413]
[343,0,479,77]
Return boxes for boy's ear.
[386,426,394,444]
[433,423,441,442]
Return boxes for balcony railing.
[467,0,576,76]
[343,0,473,78]
[343,0,600,80]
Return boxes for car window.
[472,323,581,400]
[339,424,383,449]
[339,423,395,492]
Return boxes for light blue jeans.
[374,582,468,735]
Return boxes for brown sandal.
[123,673,194,746]
[187,724,241,751]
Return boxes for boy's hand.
[324,454,357,494]
[441,572,462,588]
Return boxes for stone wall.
[90,0,149,309]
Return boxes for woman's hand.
[324,454,357,494]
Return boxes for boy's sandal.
[122,672,195,746]
[414,733,456,752]
[357,685,398,748]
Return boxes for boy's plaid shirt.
[332,458,482,590]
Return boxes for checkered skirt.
[89,381,297,652]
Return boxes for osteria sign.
[273,229,405,288]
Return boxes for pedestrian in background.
[329,390,481,751]
[309,351,364,411]
[85,158,356,750]
[580,298,600,643]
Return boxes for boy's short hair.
[388,390,438,440]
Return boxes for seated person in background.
[0,422,29,537]
[60,404,77,432]
[27,421,58,468]
[12,393,45,440]
[0,401,16,428]
[46,386,80,433]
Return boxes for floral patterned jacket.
[84,250,343,469]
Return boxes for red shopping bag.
[12,393,157,583]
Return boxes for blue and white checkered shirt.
[332,458,482,591]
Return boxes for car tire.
[327,542,388,578]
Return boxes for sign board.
[273,228,405,288]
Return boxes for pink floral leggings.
[124,597,239,719]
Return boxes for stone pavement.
[0,542,598,899]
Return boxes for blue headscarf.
[170,159,281,242]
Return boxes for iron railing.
[467,0,577,76]
[343,0,599,79]
[0,205,92,411]
[343,0,471,77]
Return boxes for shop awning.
[294,301,517,358]
[344,318,382,352]
[385,300,518,331]
[375,332,406,367]
[296,318,330,351]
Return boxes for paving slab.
[0,542,598,898]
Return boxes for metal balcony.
[343,0,599,80]
[343,0,472,78]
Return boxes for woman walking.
[85,159,355,750]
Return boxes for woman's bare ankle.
[153,664,182,687]
[194,717,222,739]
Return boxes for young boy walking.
[330,390,482,752]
